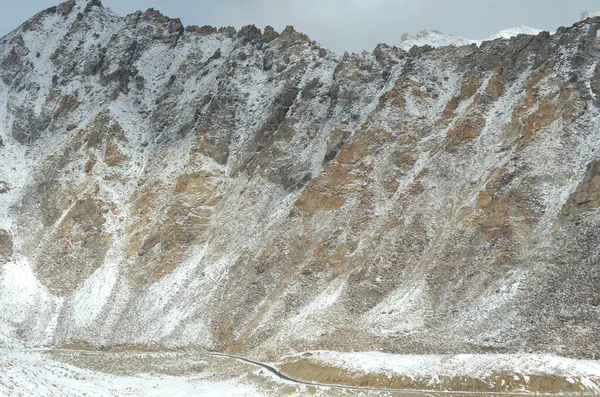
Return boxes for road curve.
[23,349,599,396]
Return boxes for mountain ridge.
[0,0,599,363]
[0,0,565,56]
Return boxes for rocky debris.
[0,181,9,194]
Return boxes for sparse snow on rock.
[1,1,600,395]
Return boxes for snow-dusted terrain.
[0,351,263,397]
[1,0,600,395]
[282,351,600,392]
[398,27,545,51]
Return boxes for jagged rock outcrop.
[1,0,599,360]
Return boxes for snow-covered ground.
[5,349,600,396]
[281,351,600,393]
[0,350,264,397]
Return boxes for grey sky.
[0,0,598,53]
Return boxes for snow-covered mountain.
[399,30,473,50]
[486,26,544,40]
[1,0,600,376]
[399,26,545,51]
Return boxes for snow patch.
[70,262,119,328]
[363,279,428,335]
[291,276,346,324]
[0,256,60,346]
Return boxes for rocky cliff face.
[1,0,599,360]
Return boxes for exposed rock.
[560,160,600,216]
[0,229,12,262]
[56,0,75,16]
[218,26,237,37]
[185,25,217,35]
[263,25,279,43]
[591,61,600,107]
[1,35,29,85]
[237,25,263,46]
[263,50,274,71]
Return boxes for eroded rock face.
[0,0,599,359]
[0,230,12,262]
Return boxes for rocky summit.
[1,0,600,376]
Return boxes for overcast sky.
[0,0,598,53]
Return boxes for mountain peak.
[398,25,548,51]
[486,26,544,41]
[1,3,600,394]
[399,29,472,51]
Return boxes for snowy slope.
[0,350,267,397]
[399,26,545,50]
[399,30,473,50]
[486,26,544,40]
[283,351,600,392]
[0,0,599,378]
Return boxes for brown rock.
[84,152,96,173]
[35,192,110,295]
[459,74,481,101]
[194,125,230,165]
[217,26,237,37]
[485,72,504,101]
[0,229,12,262]
[560,161,600,217]
[439,96,460,122]
[294,180,346,218]
[54,92,79,121]
[186,25,217,35]
[128,170,224,285]
[263,25,279,42]
[445,113,486,151]
[104,122,127,166]
[336,128,392,165]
